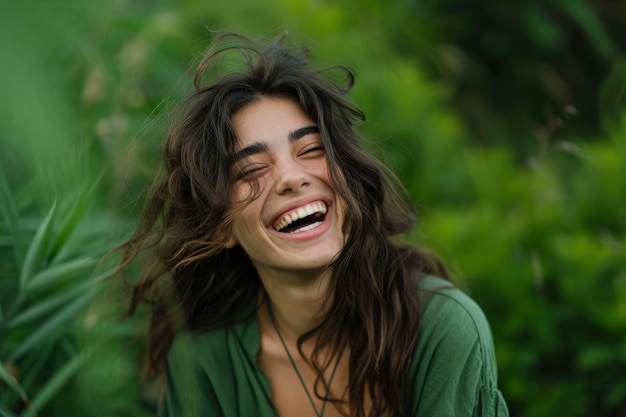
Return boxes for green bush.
[405,123,626,416]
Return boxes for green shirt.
[162,276,509,416]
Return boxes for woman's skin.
[227,96,353,417]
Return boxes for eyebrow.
[289,125,319,141]
[231,142,268,164]
[231,125,319,164]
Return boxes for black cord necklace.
[267,302,340,417]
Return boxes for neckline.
[266,301,340,417]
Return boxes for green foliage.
[413,124,626,417]
[1,0,625,416]
[0,169,150,416]
[378,0,625,156]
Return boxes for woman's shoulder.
[417,275,494,342]
[408,275,508,416]
[414,274,500,383]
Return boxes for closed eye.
[299,143,325,157]
[235,164,267,180]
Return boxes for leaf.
[0,361,28,402]
[20,349,93,417]
[555,0,617,61]
[577,345,617,370]
[8,283,97,362]
[0,165,25,264]
[24,257,98,295]
[13,337,57,397]
[49,172,103,262]
[7,280,96,329]
[19,201,57,292]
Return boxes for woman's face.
[227,96,346,280]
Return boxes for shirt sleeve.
[160,333,225,417]
[408,277,509,417]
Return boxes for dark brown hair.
[117,32,449,417]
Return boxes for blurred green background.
[1,0,625,416]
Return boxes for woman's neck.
[257,268,332,341]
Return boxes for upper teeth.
[274,202,327,231]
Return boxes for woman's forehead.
[231,96,316,149]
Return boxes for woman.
[117,32,509,417]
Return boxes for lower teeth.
[289,221,321,233]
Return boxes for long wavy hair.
[117,32,449,417]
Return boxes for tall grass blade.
[0,166,25,264]
[0,361,28,402]
[19,349,93,417]
[49,173,103,261]
[8,280,96,329]
[8,285,97,362]
[19,201,57,292]
[24,257,98,295]
[13,338,57,398]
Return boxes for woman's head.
[159,32,415,274]
[227,95,347,279]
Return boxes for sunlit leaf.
[24,257,98,295]
[8,280,96,329]
[19,201,57,292]
[49,173,103,262]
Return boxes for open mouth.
[273,202,328,233]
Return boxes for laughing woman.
[116,33,509,417]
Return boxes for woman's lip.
[268,206,333,241]
[269,198,329,229]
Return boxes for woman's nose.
[274,160,310,194]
